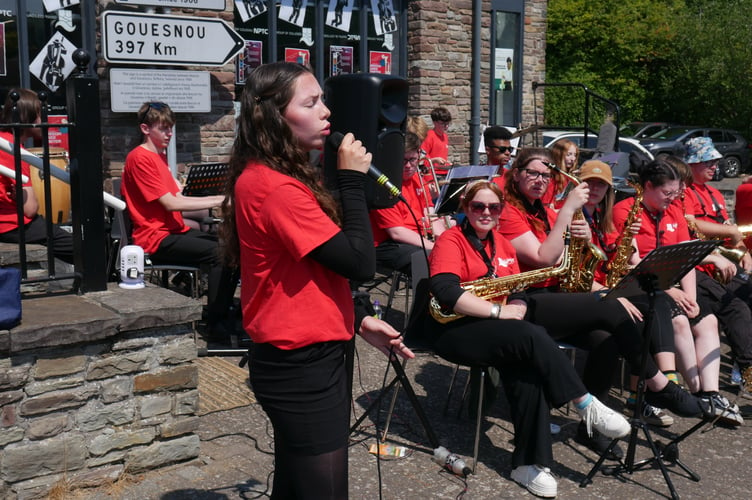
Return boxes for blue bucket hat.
[684,137,722,164]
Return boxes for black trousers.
[433,317,585,467]
[0,215,74,264]
[375,239,424,275]
[152,229,236,319]
[696,271,752,369]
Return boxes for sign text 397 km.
[102,11,245,67]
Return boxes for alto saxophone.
[428,235,572,324]
[606,181,643,288]
[544,162,607,293]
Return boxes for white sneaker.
[511,465,557,498]
[576,396,630,439]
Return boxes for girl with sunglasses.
[429,179,630,498]
[221,62,413,499]
[497,148,710,456]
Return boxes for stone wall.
[0,288,202,499]
[407,0,548,164]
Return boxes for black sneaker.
[576,421,624,461]
[624,401,674,427]
[644,381,710,418]
[697,391,743,426]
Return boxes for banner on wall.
[235,0,268,23]
[330,46,353,77]
[237,41,263,84]
[285,48,310,66]
[30,32,77,92]
[371,0,397,36]
[325,0,353,33]
[279,0,307,27]
[369,51,391,74]
[0,24,5,77]
[494,48,514,91]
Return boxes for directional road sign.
[114,0,226,10]
[102,11,245,67]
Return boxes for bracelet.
[489,303,501,319]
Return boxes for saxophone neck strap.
[461,218,497,279]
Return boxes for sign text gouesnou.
[102,11,245,66]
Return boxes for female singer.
[497,148,709,452]
[221,62,414,499]
[613,158,742,425]
[429,180,630,498]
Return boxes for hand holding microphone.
[329,132,406,203]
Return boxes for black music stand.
[580,239,721,500]
[182,162,229,196]
[434,165,498,216]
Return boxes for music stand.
[434,165,498,216]
[581,239,721,500]
[181,162,229,196]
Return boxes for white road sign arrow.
[103,11,245,67]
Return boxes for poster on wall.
[325,0,353,33]
[285,47,310,66]
[369,51,391,74]
[329,45,353,77]
[494,48,514,91]
[29,32,77,92]
[48,116,70,151]
[279,0,307,27]
[235,0,268,23]
[43,0,80,13]
[236,40,263,84]
[370,0,397,36]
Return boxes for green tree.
[546,0,684,127]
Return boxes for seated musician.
[421,107,452,176]
[612,157,742,425]
[428,179,633,498]
[497,148,711,456]
[0,88,73,263]
[369,132,448,274]
[580,160,678,428]
[121,101,235,336]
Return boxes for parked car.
[638,126,751,178]
[620,121,672,139]
[543,132,655,164]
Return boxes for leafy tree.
[545,0,684,127]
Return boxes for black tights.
[271,445,348,499]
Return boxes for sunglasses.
[469,201,503,215]
[488,145,515,154]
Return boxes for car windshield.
[647,126,694,140]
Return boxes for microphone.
[432,446,471,477]
[328,132,406,203]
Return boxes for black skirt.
[250,340,350,455]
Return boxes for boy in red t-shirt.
[421,107,452,175]
[121,101,235,336]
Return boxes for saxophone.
[545,163,607,293]
[428,235,572,324]
[606,181,643,288]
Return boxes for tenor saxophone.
[428,235,572,324]
[544,162,607,293]
[606,181,643,288]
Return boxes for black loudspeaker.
[324,73,408,209]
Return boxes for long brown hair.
[503,147,554,234]
[550,138,578,201]
[221,62,340,267]
[1,88,41,135]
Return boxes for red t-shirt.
[430,225,520,285]
[370,174,432,246]
[0,131,33,233]
[122,146,188,254]
[421,129,449,174]
[612,197,690,259]
[684,183,729,223]
[496,201,560,287]
[235,162,354,350]
[736,182,752,248]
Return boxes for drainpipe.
[470,0,481,165]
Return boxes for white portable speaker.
[119,245,145,289]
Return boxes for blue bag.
[0,267,22,330]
